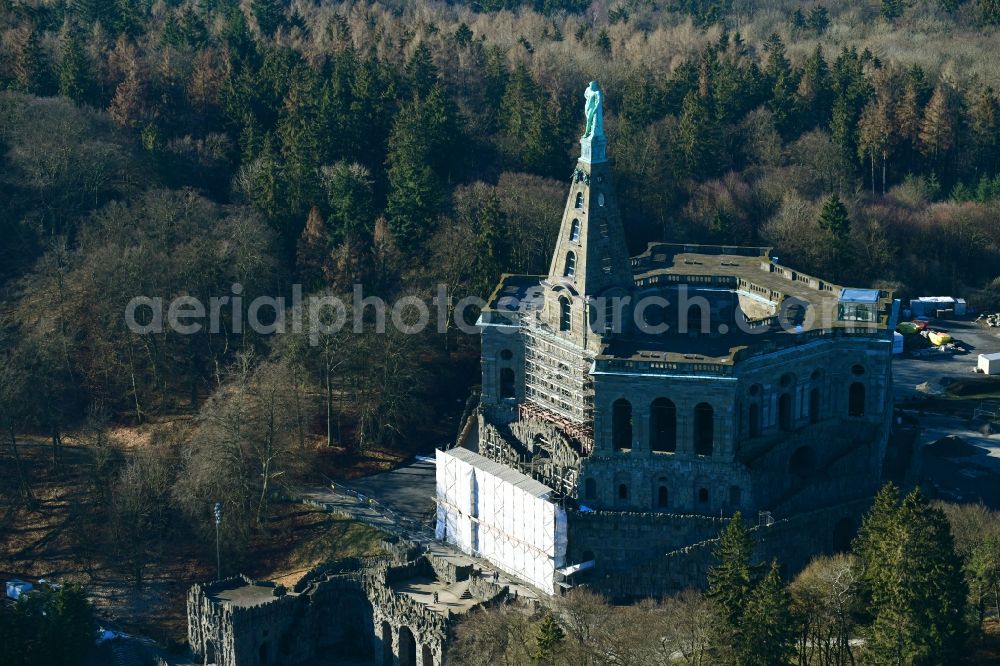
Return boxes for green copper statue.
[583,81,604,139]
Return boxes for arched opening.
[499,368,515,399]
[729,485,742,508]
[612,399,632,451]
[833,517,855,552]
[849,382,866,417]
[398,626,417,666]
[598,193,605,206]
[569,218,581,242]
[259,642,270,664]
[657,485,669,508]
[748,403,761,437]
[694,403,714,456]
[499,349,513,361]
[650,398,677,452]
[559,297,571,332]
[698,487,709,504]
[584,478,596,500]
[851,364,866,376]
[564,251,576,277]
[778,393,793,431]
[789,446,816,478]
[617,483,629,502]
[421,644,434,666]
[809,388,820,423]
[381,622,393,666]
[574,192,584,208]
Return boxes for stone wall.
[188,554,454,666]
[589,497,873,599]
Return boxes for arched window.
[748,403,761,438]
[564,251,576,277]
[809,388,820,423]
[569,218,581,242]
[499,368,515,399]
[778,393,793,431]
[851,364,866,376]
[849,382,866,417]
[612,399,632,451]
[694,403,714,456]
[584,478,596,500]
[574,192,584,208]
[598,193,605,206]
[559,297,571,332]
[657,485,669,508]
[698,488,709,504]
[617,483,629,501]
[499,349,513,361]
[650,398,677,452]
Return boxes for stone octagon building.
[462,80,898,596]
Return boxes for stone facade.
[470,81,898,595]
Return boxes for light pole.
[213,502,223,580]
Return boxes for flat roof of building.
[441,447,553,498]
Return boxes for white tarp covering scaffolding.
[435,447,568,594]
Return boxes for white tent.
[435,448,567,593]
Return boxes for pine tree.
[533,613,566,665]
[454,22,473,48]
[707,511,755,626]
[881,0,907,20]
[58,27,89,104]
[763,33,798,135]
[277,67,322,225]
[739,560,795,666]
[407,42,438,98]
[919,84,956,162]
[385,100,443,249]
[855,486,968,665]
[796,45,832,131]
[676,91,724,180]
[818,193,852,280]
[324,162,375,240]
[13,28,50,95]
[969,87,999,176]
[808,6,830,33]
[252,0,284,37]
[472,188,506,297]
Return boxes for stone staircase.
[441,579,473,601]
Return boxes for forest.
[1,0,1000,655]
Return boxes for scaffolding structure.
[522,320,594,426]
[435,447,568,593]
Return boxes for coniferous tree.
[818,193,852,280]
[854,485,969,665]
[676,91,724,180]
[739,560,795,666]
[386,99,444,249]
[796,45,832,131]
[252,0,284,37]
[708,512,755,626]
[324,162,375,241]
[533,613,566,665]
[763,33,798,135]
[58,27,89,104]
[969,87,999,176]
[858,97,893,195]
[407,43,438,98]
[13,28,50,95]
[919,84,957,163]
